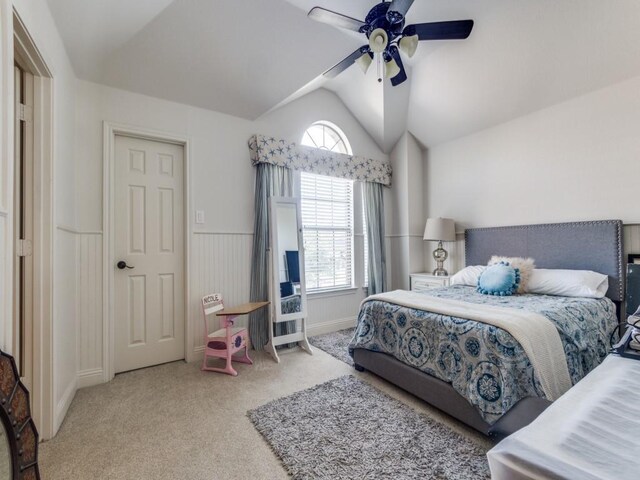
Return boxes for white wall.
[426,74,640,229]
[424,73,640,273]
[74,82,389,384]
[388,132,425,290]
[4,0,78,438]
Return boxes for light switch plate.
[195,210,205,224]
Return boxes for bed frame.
[354,220,624,438]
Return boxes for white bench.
[488,354,640,479]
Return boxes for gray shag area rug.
[248,375,490,480]
[309,328,356,366]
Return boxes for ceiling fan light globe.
[369,28,389,53]
[355,53,373,74]
[384,58,401,79]
[399,34,419,58]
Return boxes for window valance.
[248,134,392,187]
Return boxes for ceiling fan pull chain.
[377,54,383,83]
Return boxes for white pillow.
[451,265,486,286]
[527,269,609,298]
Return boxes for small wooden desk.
[203,301,269,376]
[216,301,269,318]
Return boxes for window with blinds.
[301,172,354,292]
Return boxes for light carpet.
[39,347,492,479]
[249,375,490,479]
[309,327,356,366]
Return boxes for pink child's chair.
[201,293,253,376]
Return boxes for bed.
[350,220,624,438]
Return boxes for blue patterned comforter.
[349,285,617,424]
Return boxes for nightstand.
[410,273,450,292]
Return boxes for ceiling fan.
[308,0,474,86]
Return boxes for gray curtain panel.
[363,181,387,294]
[249,163,296,350]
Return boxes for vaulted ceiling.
[47,0,640,152]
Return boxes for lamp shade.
[355,52,373,73]
[384,57,401,79]
[423,218,456,242]
[399,34,419,58]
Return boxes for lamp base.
[432,241,449,277]
[432,267,449,277]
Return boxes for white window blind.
[301,172,354,292]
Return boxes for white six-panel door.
[114,135,185,373]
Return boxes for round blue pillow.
[477,262,520,296]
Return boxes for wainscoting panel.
[54,228,79,430]
[190,233,254,353]
[388,236,409,290]
[77,233,103,378]
[307,290,364,329]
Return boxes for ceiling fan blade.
[387,0,415,19]
[388,47,408,87]
[405,20,474,41]
[323,47,368,79]
[308,7,366,32]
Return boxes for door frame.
[103,122,191,382]
[4,9,55,440]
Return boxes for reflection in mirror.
[0,425,9,479]
[276,203,302,316]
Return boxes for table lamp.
[423,218,456,276]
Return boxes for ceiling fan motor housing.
[361,2,405,48]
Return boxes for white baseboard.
[307,316,357,337]
[54,379,77,434]
[77,368,104,389]
[191,316,357,358]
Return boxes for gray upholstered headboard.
[465,220,624,302]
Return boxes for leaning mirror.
[269,197,308,322]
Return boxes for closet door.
[113,135,185,373]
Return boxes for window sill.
[307,287,360,299]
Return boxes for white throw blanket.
[365,290,572,401]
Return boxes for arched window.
[299,122,355,291]
[300,121,352,155]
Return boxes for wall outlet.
[195,210,205,224]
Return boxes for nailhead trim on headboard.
[464,220,624,302]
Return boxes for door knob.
[116,261,134,270]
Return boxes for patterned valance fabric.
[249,134,392,187]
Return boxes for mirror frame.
[269,196,308,322]
[0,349,40,479]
